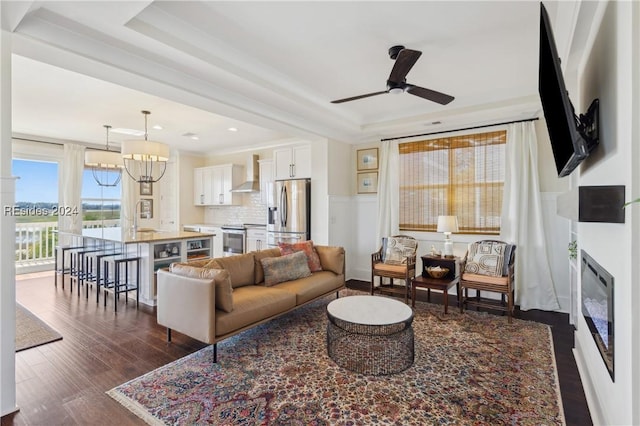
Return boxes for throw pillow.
[382,237,417,265]
[169,264,234,313]
[261,250,312,286]
[463,241,510,277]
[278,240,323,272]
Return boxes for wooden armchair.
[459,240,516,323]
[371,235,418,304]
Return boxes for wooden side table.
[411,255,461,313]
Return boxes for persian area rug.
[15,303,62,352]
[108,291,565,425]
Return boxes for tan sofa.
[156,245,345,361]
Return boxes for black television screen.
[538,3,598,177]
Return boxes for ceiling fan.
[330,45,455,105]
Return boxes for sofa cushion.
[215,286,296,336]
[273,271,344,305]
[214,253,256,288]
[253,248,282,284]
[169,264,233,313]
[261,251,311,286]
[278,240,322,272]
[315,245,345,275]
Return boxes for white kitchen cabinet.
[200,226,223,258]
[193,167,214,206]
[258,159,274,205]
[212,164,243,205]
[273,144,311,180]
[194,164,242,206]
[246,228,267,252]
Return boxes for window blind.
[399,130,506,234]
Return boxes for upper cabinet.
[273,144,311,180]
[193,167,213,206]
[212,164,243,205]
[193,164,243,206]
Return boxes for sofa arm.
[315,245,345,275]
[157,269,216,344]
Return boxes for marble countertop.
[59,227,215,244]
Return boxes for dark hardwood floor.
[2,273,591,425]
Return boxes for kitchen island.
[59,227,215,306]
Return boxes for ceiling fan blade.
[330,91,388,104]
[388,49,422,83]
[405,84,454,105]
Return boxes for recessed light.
[191,136,199,140]
[152,125,163,130]
[228,127,238,132]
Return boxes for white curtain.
[59,144,85,245]
[121,172,137,232]
[501,122,560,311]
[375,140,399,243]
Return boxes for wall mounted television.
[539,3,599,177]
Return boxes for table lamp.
[437,215,459,258]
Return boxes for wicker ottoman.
[326,295,414,375]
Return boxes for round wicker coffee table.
[326,295,414,375]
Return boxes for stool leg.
[54,247,58,287]
[103,259,109,308]
[136,259,140,309]
[114,261,119,312]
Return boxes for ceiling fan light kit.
[331,45,454,105]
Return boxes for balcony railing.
[15,219,120,272]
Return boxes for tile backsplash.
[204,192,268,225]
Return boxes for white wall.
[570,2,637,424]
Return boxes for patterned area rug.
[15,303,62,352]
[108,291,565,425]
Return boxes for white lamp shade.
[121,139,170,161]
[437,215,459,233]
[85,150,123,168]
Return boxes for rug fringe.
[106,389,164,426]
[547,326,567,426]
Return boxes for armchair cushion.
[278,240,323,272]
[461,273,509,286]
[169,264,234,313]
[261,251,312,286]
[463,241,513,277]
[382,237,417,265]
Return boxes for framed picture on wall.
[140,181,153,196]
[357,171,378,194]
[357,148,379,171]
[140,198,153,219]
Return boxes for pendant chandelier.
[121,110,170,183]
[84,124,123,187]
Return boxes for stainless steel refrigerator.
[267,178,310,246]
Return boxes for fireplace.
[581,250,614,380]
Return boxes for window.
[81,170,121,228]
[399,130,506,234]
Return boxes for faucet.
[132,199,150,232]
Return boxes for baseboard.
[573,339,603,425]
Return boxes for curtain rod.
[380,117,539,142]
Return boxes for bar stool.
[54,244,85,288]
[70,245,103,295]
[102,254,141,312]
[85,247,122,301]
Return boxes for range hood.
[231,154,260,192]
